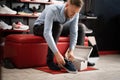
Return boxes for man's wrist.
[68,48,73,53]
[54,51,61,56]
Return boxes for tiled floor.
[1,54,120,80]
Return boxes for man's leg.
[33,24,44,36]
[61,23,85,45]
[77,23,85,45]
[47,22,63,70]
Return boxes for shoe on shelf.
[62,59,78,74]
[47,62,61,70]
[85,27,93,34]
[12,22,29,30]
[87,62,95,66]
[37,4,45,12]
[0,20,12,30]
[0,5,17,14]
[21,4,33,13]
[13,6,23,13]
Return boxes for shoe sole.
[61,66,78,74]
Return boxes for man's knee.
[33,25,44,36]
[78,23,86,31]
[53,22,63,32]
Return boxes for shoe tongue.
[18,22,21,25]
[64,59,72,65]
[16,22,22,25]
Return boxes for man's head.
[65,0,84,18]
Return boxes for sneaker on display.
[0,5,17,14]
[37,4,45,12]
[12,22,29,30]
[0,20,12,30]
[21,4,33,13]
[62,59,78,74]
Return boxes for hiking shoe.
[62,59,78,74]
[12,22,29,30]
[47,62,61,70]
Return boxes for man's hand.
[65,49,75,61]
[54,52,65,67]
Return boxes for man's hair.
[69,0,84,7]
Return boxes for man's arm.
[65,14,79,61]
[69,14,79,51]
[43,9,59,54]
[43,8,65,65]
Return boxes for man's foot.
[87,62,95,66]
[47,62,61,70]
[62,59,78,74]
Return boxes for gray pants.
[33,22,85,63]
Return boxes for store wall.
[93,0,120,51]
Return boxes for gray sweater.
[34,4,79,54]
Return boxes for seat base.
[4,34,69,68]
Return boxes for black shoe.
[2,58,15,69]
[47,62,61,70]
[89,45,99,57]
[87,62,95,66]
[62,59,77,74]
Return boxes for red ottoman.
[4,34,69,68]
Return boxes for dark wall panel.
[93,0,120,50]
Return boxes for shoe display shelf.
[0,29,30,37]
[0,0,52,18]
[20,0,53,4]
[0,0,54,33]
[0,14,38,18]
[0,0,64,27]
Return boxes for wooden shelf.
[1,29,30,33]
[0,14,38,18]
[79,16,97,20]
[0,29,30,37]
[20,0,53,4]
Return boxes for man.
[33,0,84,73]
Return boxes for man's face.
[65,3,81,18]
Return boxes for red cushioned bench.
[4,34,70,68]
